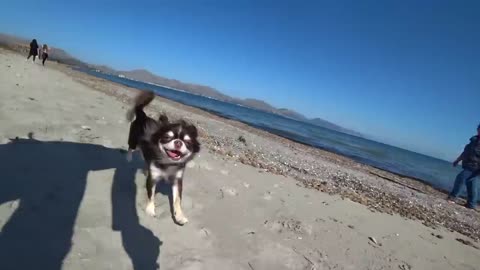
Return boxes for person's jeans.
[449,169,479,208]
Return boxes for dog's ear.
[159,114,169,125]
[192,140,200,153]
[185,124,198,138]
[184,123,200,153]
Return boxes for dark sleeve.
[475,143,480,157]
[463,137,476,154]
[460,144,469,157]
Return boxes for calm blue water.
[84,70,474,196]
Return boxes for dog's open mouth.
[165,149,183,160]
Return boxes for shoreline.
[62,65,449,196]
[76,66,455,193]
[65,66,447,193]
[50,55,480,241]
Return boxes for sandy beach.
[1,48,479,269]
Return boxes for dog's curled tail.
[126,91,155,121]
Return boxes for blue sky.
[1,0,479,160]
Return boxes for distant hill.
[239,98,277,112]
[0,32,362,137]
[0,33,88,68]
[91,67,234,101]
[90,64,118,74]
[277,108,309,121]
[308,118,362,136]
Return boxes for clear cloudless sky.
[1,0,479,160]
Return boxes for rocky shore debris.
[368,236,382,247]
[398,263,412,270]
[200,133,480,241]
[237,135,247,145]
[455,238,479,250]
[431,233,443,239]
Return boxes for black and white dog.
[126,91,200,225]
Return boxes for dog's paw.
[174,213,189,225]
[146,202,156,217]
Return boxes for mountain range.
[0,32,361,136]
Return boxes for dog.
[126,90,200,225]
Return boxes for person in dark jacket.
[27,39,39,62]
[448,123,480,209]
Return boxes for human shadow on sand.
[0,135,161,270]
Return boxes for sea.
[83,70,476,197]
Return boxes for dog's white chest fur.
[149,163,184,182]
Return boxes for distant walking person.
[41,44,49,66]
[38,43,43,60]
[448,123,480,209]
[27,39,39,62]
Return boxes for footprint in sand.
[219,187,238,198]
[224,187,238,196]
[181,196,202,211]
[264,217,313,235]
[96,119,108,125]
[263,191,273,200]
[198,161,213,171]
[198,227,211,239]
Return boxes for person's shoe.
[463,204,478,211]
[447,196,457,204]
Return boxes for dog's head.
[152,115,200,164]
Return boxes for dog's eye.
[162,132,173,140]
[183,135,192,143]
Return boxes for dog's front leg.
[145,174,157,216]
[172,176,188,225]
[146,163,161,216]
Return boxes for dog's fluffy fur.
[127,91,200,225]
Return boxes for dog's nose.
[174,140,183,150]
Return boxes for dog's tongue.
[167,150,181,159]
